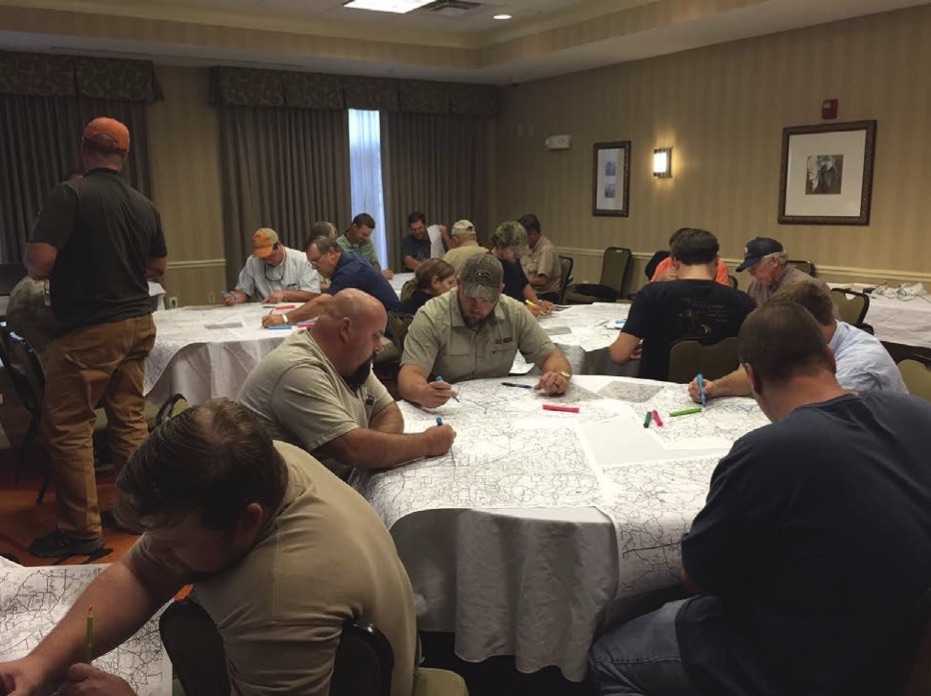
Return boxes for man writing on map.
[0,399,419,696]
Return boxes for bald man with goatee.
[238,288,455,476]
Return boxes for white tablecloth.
[145,304,296,406]
[829,283,931,349]
[390,272,414,298]
[351,375,767,681]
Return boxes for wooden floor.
[0,371,138,565]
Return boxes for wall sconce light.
[653,147,672,178]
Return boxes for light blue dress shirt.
[830,321,909,394]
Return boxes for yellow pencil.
[85,605,94,664]
[524,299,537,308]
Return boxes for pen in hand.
[85,605,94,664]
[697,372,706,407]
[434,375,460,402]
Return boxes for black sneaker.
[101,509,143,535]
[29,530,104,558]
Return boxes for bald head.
[312,289,387,380]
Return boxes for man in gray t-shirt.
[238,288,454,474]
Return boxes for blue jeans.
[589,600,700,696]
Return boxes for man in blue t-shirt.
[590,301,931,696]
[262,236,399,327]
[610,228,756,381]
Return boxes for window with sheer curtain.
[348,109,388,268]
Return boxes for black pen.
[501,382,533,389]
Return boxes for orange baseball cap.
[82,117,130,153]
[252,228,280,258]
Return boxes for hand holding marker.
[696,372,707,407]
[435,375,460,402]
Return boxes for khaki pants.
[42,315,156,539]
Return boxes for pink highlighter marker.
[651,409,664,427]
[543,404,580,414]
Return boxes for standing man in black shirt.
[609,228,755,381]
[590,302,931,696]
[24,117,168,557]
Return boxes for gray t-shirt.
[237,330,394,472]
[235,247,321,301]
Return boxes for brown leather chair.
[667,337,740,384]
[830,288,870,327]
[564,247,631,304]
[898,356,931,403]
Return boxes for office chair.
[159,598,469,696]
[667,337,740,384]
[557,255,574,304]
[829,288,870,327]
[564,247,632,304]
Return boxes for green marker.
[643,411,652,428]
[669,407,703,417]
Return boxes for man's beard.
[344,354,376,391]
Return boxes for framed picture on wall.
[778,120,877,225]
[592,141,630,217]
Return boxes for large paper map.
[0,563,172,696]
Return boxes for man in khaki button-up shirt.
[399,253,573,408]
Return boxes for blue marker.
[696,372,706,407]
[435,375,460,402]
[436,417,443,426]
[266,325,293,331]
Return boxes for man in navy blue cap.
[736,236,830,307]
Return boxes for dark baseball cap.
[459,253,503,303]
[736,237,784,272]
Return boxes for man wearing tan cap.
[224,227,321,305]
[442,219,486,276]
[399,253,572,408]
[23,116,168,557]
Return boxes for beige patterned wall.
[147,66,226,306]
[495,5,931,291]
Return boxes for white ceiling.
[1,0,929,84]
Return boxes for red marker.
[651,409,664,427]
[543,404,580,414]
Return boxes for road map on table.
[0,564,172,696]
[642,391,769,450]
[351,379,625,528]
[598,455,720,596]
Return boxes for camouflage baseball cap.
[490,220,528,251]
[460,253,503,303]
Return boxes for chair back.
[667,337,740,384]
[557,255,574,304]
[830,288,870,327]
[898,358,931,403]
[159,598,394,696]
[599,247,632,295]
[387,312,416,355]
[787,259,816,277]
[3,329,44,416]
[903,588,931,696]
[727,275,738,290]
[159,599,230,696]
[155,393,191,427]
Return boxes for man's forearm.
[287,294,332,323]
[286,290,318,303]
[538,349,571,376]
[370,403,404,434]
[398,366,428,404]
[31,559,179,680]
[712,368,752,397]
[323,428,431,469]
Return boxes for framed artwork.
[778,120,877,225]
[592,141,630,217]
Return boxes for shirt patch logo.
[495,336,514,345]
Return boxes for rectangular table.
[350,375,767,680]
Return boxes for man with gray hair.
[442,219,486,275]
[399,253,572,408]
[241,288,455,474]
[737,236,830,307]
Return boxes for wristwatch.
[281,314,290,325]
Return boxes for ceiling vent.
[419,0,483,18]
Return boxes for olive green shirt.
[442,242,488,277]
[523,235,561,295]
[336,233,378,266]
[401,291,555,383]
[130,442,417,696]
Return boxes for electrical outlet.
[207,291,216,304]
[168,296,179,309]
